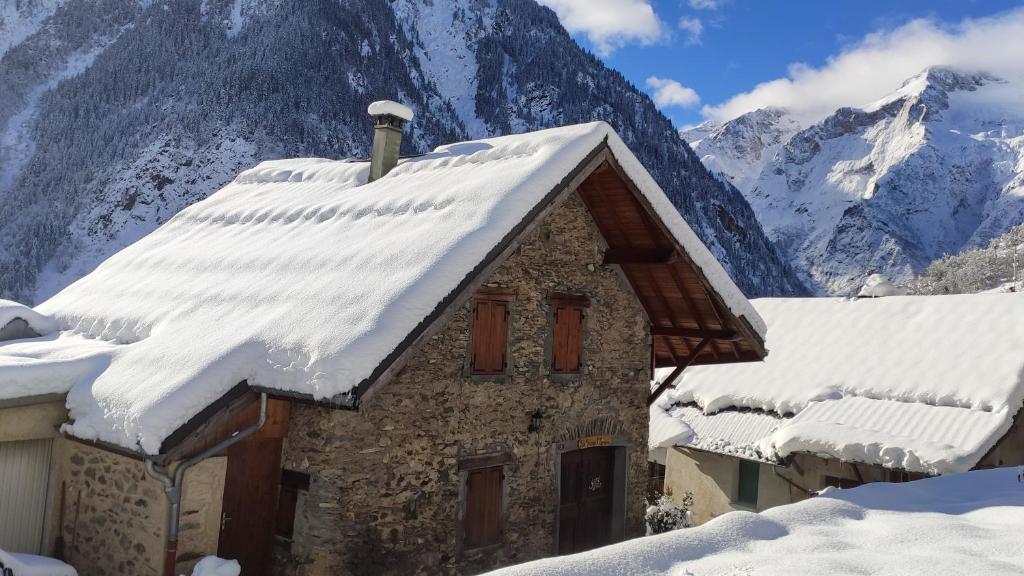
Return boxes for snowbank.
[0,122,761,454]
[0,300,58,336]
[189,556,240,576]
[485,467,1024,576]
[0,550,77,576]
[657,294,1024,473]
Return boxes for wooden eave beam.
[651,326,740,341]
[599,153,768,360]
[647,338,711,406]
[602,247,676,266]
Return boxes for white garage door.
[0,439,52,553]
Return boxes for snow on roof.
[668,403,784,464]
[766,397,1010,475]
[0,122,761,454]
[0,299,58,336]
[655,294,1024,474]
[856,273,907,298]
[484,467,1024,576]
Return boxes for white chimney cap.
[368,100,414,122]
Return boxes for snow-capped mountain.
[0,0,805,304]
[683,67,1024,295]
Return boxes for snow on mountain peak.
[686,67,1024,296]
[865,66,1005,118]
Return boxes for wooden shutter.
[737,460,759,506]
[472,300,508,374]
[552,305,584,373]
[465,466,503,548]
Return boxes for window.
[647,461,667,501]
[736,460,759,506]
[460,453,510,550]
[548,293,588,373]
[275,469,310,540]
[471,290,513,374]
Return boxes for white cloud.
[645,77,701,108]
[678,17,703,45]
[689,0,725,10]
[537,0,667,56]
[703,8,1024,124]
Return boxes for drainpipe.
[145,392,268,576]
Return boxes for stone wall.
[277,191,652,575]
[51,440,167,576]
[0,401,64,443]
[48,439,224,576]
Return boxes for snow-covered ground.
[486,467,1024,576]
[0,549,76,576]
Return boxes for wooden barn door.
[218,399,290,576]
[558,447,615,554]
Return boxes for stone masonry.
[50,439,224,576]
[277,191,652,575]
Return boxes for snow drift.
[485,467,1024,576]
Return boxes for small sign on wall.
[577,435,612,449]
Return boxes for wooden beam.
[647,338,711,406]
[602,247,676,266]
[650,326,740,341]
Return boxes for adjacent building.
[650,294,1024,525]
[0,106,766,576]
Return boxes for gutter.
[144,392,268,576]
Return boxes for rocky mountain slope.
[0,0,805,304]
[684,67,1024,295]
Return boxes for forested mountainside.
[684,67,1024,295]
[0,0,806,304]
[908,224,1024,295]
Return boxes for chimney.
[367,100,414,182]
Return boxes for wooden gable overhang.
[575,155,766,404]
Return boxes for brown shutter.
[552,305,584,373]
[465,466,503,548]
[472,300,508,374]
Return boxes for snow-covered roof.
[484,467,1024,576]
[654,294,1024,474]
[0,299,58,336]
[0,122,762,455]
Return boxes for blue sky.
[538,0,1024,127]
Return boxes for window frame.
[736,459,760,507]
[467,288,515,377]
[274,469,310,543]
[458,452,511,554]
[546,292,590,376]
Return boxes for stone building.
[649,294,1024,525]
[0,106,766,576]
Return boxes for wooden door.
[558,447,615,554]
[217,399,290,576]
